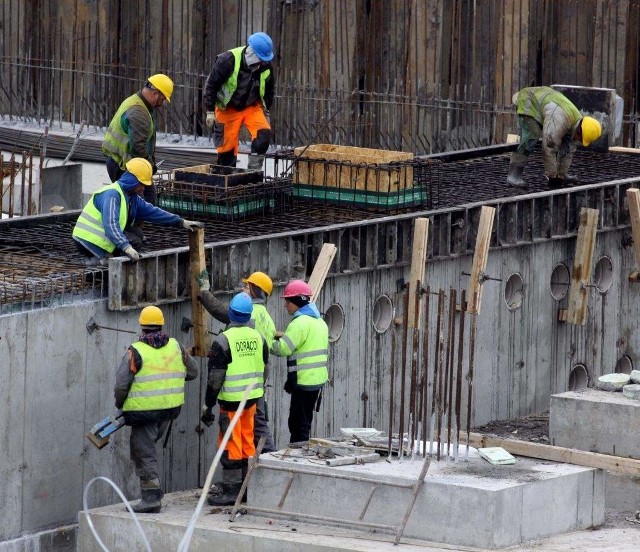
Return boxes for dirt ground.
[474,411,550,443]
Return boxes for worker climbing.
[203,32,275,171]
[73,157,203,264]
[200,292,269,506]
[507,86,602,189]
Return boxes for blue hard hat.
[248,32,274,62]
[229,292,253,322]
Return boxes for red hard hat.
[282,279,313,298]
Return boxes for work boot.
[131,479,163,513]
[207,482,244,506]
[208,482,226,497]
[247,153,265,171]
[561,174,579,185]
[506,153,528,187]
[216,151,237,167]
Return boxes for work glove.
[123,245,140,262]
[201,405,215,427]
[205,111,216,129]
[196,269,210,292]
[182,219,204,232]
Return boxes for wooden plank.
[463,432,640,477]
[466,206,495,314]
[188,228,209,357]
[566,208,599,325]
[307,242,337,300]
[407,217,430,329]
[626,189,640,270]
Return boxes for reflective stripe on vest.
[216,47,271,109]
[251,303,276,349]
[123,338,186,411]
[102,93,155,168]
[218,326,264,402]
[72,183,127,253]
[285,316,329,387]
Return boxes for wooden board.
[463,432,640,477]
[566,208,599,326]
[407,217,430,329]
[307,242,337,302]
[467,206,495,314]
[188,228,209,357]
[626,189,640,270]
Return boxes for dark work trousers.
[288,389,321,444]
[254,396,276,452]
[129,420,170,482]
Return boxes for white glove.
[123,245,140,262]
[205,111,216,129]
[182,219,204,231]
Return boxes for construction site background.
[1,0,640,153]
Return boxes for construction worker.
[203,32,275,171]
[200,292,268,506]
[102,73,174,204]
[196,269,277,453]
[72,158,203,264]
[271,279,329,444]
[507,86,602,189]
[114,305,198,513]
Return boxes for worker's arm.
[132,195,183,226]
[96,190,131,252]
[204,336,230,408]
[179,343,199,381]
[203,52,236,111]
[263,67,275,111]
[541,104,573,177]
[122,104,154,163]
[114,347,141,408]
[262,336,270,382]
[198,290,231,324]
[270,322,303,357]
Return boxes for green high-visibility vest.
[275,315,328,388]
[251,303,276,349]
[218,326,265,402]
[515,86,581,128]
[72,183,127,253]
[216,47,271,110]
[123,339,186,411]
[102,93,155,169]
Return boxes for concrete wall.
[1,223,639,545]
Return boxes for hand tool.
[86,411,125,449]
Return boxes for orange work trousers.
[218,403,257,461]
[214,103,270,156]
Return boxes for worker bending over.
[196,269,277,454]
[271,280,329,444]
[102,73,174,204]
[114,306,198,513]
[201,292,269,506]
[507,86,602,188]
[73,158,202,264]
[203,32,275,171]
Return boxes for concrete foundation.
[550,389,640,510]
[77,450,605,551]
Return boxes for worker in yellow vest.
[114,305,198,513]
[102,73,173,204]
[201,292,268,506]
[271,280,329,444]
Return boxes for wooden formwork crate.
[172,164,262,189]
[293,144,414,192]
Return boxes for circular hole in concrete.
[504,273,524,310]
[373,294,393,334]
[324,303,345,343]
[593,256,613,294]
[568,364,590,390]
[615,355,633,375]
[550,263,570,300]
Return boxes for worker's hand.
[205,111,216,129]
[201,405,215,427]
[123,245,140,262]
[182,219,204,232]
[196,269,211,292]
[283,379,294,394]
[274,330,284,339]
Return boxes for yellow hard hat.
[125,158,153,186]
[139,305,164,326]
[147,73,174,102]
[243,271,273,296]
[581,116,602,147]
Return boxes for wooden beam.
[307,242,337,301]
[407,217,430,329]
[626,189,640,271]
[566,208,599,325]
[463,432,640,477]
[188,228,209,357]
[466,206,495,314]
